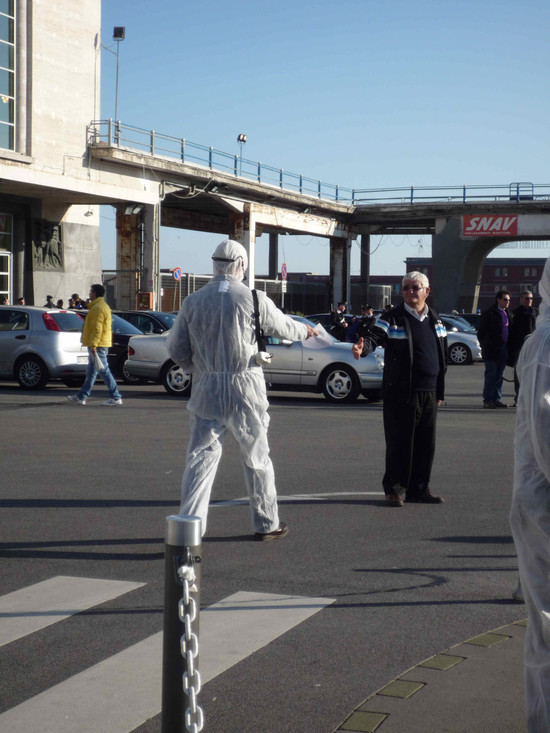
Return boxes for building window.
[532,268,538,277]
[0,0,14,151]
[0,212,12,250]
[524,267,530,277]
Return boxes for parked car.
[112,310,176,334]
[125,316,385,403]
[456,312,481,331]
[441,317,482,365]
[0,306,88,389]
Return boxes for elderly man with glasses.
[352,271,447,507]
[477,290,513,409]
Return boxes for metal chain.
[178,562,204,733]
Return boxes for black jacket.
[477,304,513,361]
[508,305,538,364]
[360,303,447,402]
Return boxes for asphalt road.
[0,364,524,732]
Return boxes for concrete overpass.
[86,122,550,312]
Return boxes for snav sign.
[463,215,518,237]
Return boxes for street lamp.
[237,133,246,176]
[112,27,125,121]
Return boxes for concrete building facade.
[0,0,161,306]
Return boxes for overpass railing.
[87,120,355,203]
[87,121,550,207]
[352,182,550,204]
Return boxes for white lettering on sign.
[463,215,518,237]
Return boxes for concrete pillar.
[329,236,351,309]
[360,234,370,284]
[233,203,257,290]
[268,232,278,279]
[431,216,497,313]
[142,203,161,309]
[359,234,370,307]
[115,209,141,309]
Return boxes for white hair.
[402,271,430,289]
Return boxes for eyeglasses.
[523,296,534,300]
[402,285,424,292]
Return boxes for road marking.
[212,491,384,507]
[0,590,334,732]
[0,576,145,648]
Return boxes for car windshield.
[154,312,176,329]
[290,314,339,342]
[443,317,476,334]
[111,314,143,335]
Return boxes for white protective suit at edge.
[166,239,310,537]
[510,255,550,732]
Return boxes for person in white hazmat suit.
[166,239,317,539]
[510,255,550,731]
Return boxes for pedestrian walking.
[166,239,317,538]
[67,284,122,406]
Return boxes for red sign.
[281,263,287,280]
[463,215,518,237]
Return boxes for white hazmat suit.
[166,240,309,536]
[510,256,550,732]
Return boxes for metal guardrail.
[87,120,354,202]
[87,121,550,207]
[351,182,550,205]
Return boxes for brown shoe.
[386,493,404,507]
[255,522,289,541]
[406,491,444,504]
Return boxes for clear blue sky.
[99,0,550,276]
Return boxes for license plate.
[77,355,88,364]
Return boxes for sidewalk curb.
[334,619,527,733]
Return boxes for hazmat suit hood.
[211,240,248,281]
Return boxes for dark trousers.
[382,390,438,498]
[482,346,507,404]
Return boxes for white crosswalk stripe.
[0,576,145,648]
[1,581,334,732]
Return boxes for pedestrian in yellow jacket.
[67,284,122,406]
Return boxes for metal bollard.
[161,515,202,733]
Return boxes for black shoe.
[494,401,508,408]
[483,402,497,409]
[255,522,289,541]
[386,493,404,507]
[406,491,444,504]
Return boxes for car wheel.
[448,343,471,365]
[16,356,49,389]
[161,361,192,396]
[118,355,145,385]
[321,365,360,403]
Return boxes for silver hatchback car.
[0,306,88,389]
[126,315,384,403]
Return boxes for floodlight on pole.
[113,26,125,121]
[237,134,247,176]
